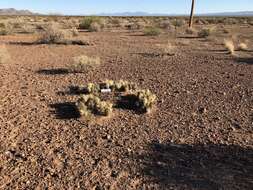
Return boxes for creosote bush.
[198,27,214,38]
[0,45,11,64]
[185,27,197,35]
[38,23,69,44]
[224,39,235,55]
[79,16,104,32]
[77,94,113,116]
[143,26,161,36]
[0,22,13,35]
[69,55,100,73]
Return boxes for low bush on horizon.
[79,16,104,32]
[37,23,89,45]
[143,26,161,36]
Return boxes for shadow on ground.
[236,57,253,65]
[37,68,70,75]
[50,102,80,119]
[135,141,253,190]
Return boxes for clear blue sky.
[0,0,252,15]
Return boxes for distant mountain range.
[0,8,37,15]
[0,8,253,17]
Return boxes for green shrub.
[143,26,161,36]
[198,27,214,38]
[79,16,103,30]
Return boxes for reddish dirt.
[0,28,253,190]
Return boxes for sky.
[0,0,252,15]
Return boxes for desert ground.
[0,16,253,190]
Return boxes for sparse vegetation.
[185,27,197,35]
[0,22,13,35]
[198,27,214,38]
[38,23,70,44]
[143,26,161,36]
[79,16,104,31]
[224,39,235,55]
[69,55,101,73]
[0,45,11,64]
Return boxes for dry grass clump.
[20,24,35,34]
[135,89,156,113]
[238,43,248,51]
[143,26,161,36]
[198,27,214,38]
[69,55,100,73]
[77,94,113,116]
[0,45,11,64]
[224,39,235,55]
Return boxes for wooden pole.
[189,0,195,28]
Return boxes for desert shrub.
[89,22,101,32]
[159,20,171,29]
[135,89,156,113]
[0,22,13,35]
[185,27,197,35]
[77,94,113,116]
[171,19,184,30]
[38,23,70,44]
[238,43,248,51]
[224,39,235,55]
[21,24,35,34]
[143,26,161,36]
[69,55,100,73]
[0,45,11,64]
[70,27,79,36]
[79,16,103,30]
[198,27,214,38]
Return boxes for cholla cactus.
[86,83,100,94]
[96,101,113,116]
[76,94,113,117]
[114,80,137,92]
[104,79,115,89]
[136,89,156,113]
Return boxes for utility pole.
[189,0,195,28]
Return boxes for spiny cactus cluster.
[77,94,113,116]
[135,89,156,113]
[104,80,137,92]
[84,80,137,94]
[86,83,100,94]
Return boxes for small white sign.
[101,89,111,93]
